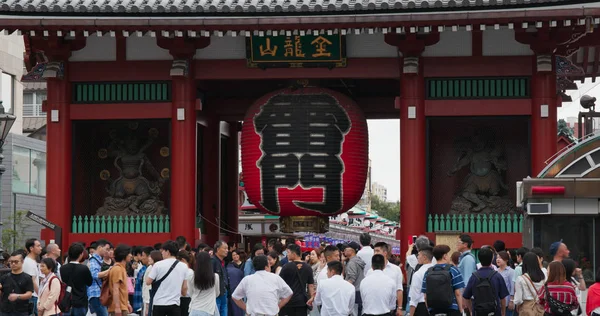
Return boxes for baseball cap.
[549,240,563,257]
[343,241,361,253]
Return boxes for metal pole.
[0,146,6,249]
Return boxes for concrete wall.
[0,133,46,246]
[0,34,24,135]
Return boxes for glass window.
[12,146,31,194]
[534,216,595,286]
[1,73,14,114]
[23,92,46,117]
[31,150,45,196]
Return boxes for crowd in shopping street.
[0,233,598,316]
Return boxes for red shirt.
[538,281,579,314]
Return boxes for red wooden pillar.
[226,122,240,241]
[398,57,426,255]
[45,73,72,250]
[158,36,210,245]
[530,55,557,176]
[385,33,439,257]
[170,64,197,243]
[202,115,221,246]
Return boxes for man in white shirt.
[408,248,434,316]
[361,254,397,316]
[317,245,340,282]
[356,233,373,274]
[24,238,42,315]
[146,240,189,316]
[315,261,355,316]
[232,255,293,316]
[366,242,403,316]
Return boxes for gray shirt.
[345,256,366,291]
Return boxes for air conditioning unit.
[527,202,551,215]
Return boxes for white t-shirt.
[23,256,40,297]
[148,258,189,306]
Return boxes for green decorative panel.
[72,82,171,103]
[426,77,530,99]
[427,214,523,233]
[72,215,170,233]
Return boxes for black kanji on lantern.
[254,93,351,214]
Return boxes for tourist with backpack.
[60,243,93,316]
[463,247,509,316]
[422,245,465,316]
[37,258,62,316]
[88,239,113,316]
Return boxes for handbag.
[517,275,544,316]
[544,283,575,316]
[292,261,313,311]
[127,277,135,295]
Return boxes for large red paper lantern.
[241,87,368,217]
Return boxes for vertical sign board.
[247,34,347,68]
[25,211,62,249]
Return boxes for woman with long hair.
[562,259,586,315]
[497,251,516,316]
[143,250,163,316]
[178,250,196,316]
[188,252,219,316]
[267,251,282,275]
[514,253,546,316]
[37,258,61,316]
[538,261,579,315]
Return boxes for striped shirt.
[421,264,465,311]
[538,281,579,314]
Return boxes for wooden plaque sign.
[246,34,346,68]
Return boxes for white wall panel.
[126,37,172,61]
[483,29,533,56]
[423,31,471,57]
[70,36,116,61]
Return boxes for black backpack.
[472,271,498,316]
[425,265,454,310]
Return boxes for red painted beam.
[70,103,172,120]
[424,56,532,77]
[69,61,172,81]
[69,57,531,82]
[425,99,532,116]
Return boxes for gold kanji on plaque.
[259,38,278,56]
[284,36,306,57]
[311,36,332,58]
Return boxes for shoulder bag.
[149,260,179,309]
[517,274,544,316]
[293,262,313,311]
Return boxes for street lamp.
[0,104,16,248]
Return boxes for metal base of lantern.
[280,216,329,233]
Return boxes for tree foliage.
[2,210,31,252]
[370,194,400,222]
[557,119,574,136]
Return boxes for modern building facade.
[372,182,388,202]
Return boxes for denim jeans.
[30,296,38,316]
[89,297,109,316]
[63,306,89,316]
[216,290,227,316]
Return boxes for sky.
[367,79,600,203]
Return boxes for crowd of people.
[0,233,597,316]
